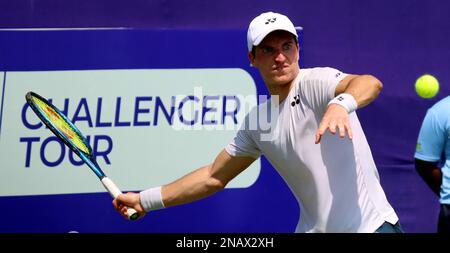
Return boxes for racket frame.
[25,91,139,220]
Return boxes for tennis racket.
[25,91,139,220]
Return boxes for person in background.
[415,95,450,233]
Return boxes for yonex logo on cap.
[337,96,344,101]
[247,12,298,52]
[265,18,277,24]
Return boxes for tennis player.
[113,11,402,233]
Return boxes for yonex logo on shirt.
[291,95,300,107]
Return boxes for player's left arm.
[315,74,383,144]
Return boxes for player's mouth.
[272,64,289,74]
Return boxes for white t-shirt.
[226,67,398,233]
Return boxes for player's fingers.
[315,132,321,144]
[315,126,327,144]
[315,120,329,144]
[328,126,335,135]
[338,122,346,138]
[116,204,124,213]
[116,193,132,207]
[317,120,329,134]
[329,120,337,135]
[120,206,129,217]
[346,122,353,140]
[112,199,122,210]
[116,193,125,202]
[318,118,329,134]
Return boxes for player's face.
[249,30,299,87]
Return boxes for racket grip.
[101,177,140,221]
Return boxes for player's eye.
[261,46,273,54]
[282,43,293,51]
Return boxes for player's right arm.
[162,149,256,207]
[113,149,256,219]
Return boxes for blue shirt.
[415,96,450,204]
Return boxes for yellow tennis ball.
[415,74,439,99]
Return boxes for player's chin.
[271,75,292,85]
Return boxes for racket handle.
[101,177,140,221]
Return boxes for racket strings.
[32,96,90,154]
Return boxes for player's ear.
[248,51,255,67]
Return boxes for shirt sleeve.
[414,109,445,162]
[225,115,261,158]
[300,67,349,110]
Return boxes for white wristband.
[139,186,165,212]
[327,93,357,113]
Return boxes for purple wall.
[2,0,449,233]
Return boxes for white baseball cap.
[247,12,298,52]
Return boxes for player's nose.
[274,51,286,62]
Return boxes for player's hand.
[113,192,146,220]
[315,104,353,144]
